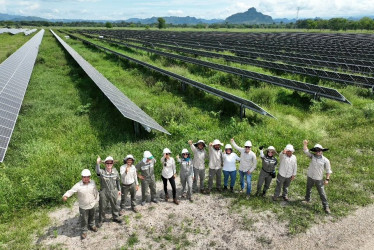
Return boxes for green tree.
[105,22,113,28]
[358,17,374,30]
[157,17,166,29]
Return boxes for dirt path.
[34,178,374,249]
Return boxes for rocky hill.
[225,7,273,24]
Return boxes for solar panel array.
[75,32,349,104]
[50,30,170,135]
[0,29,44,162]
[0,28,37,36]
[63,32,275,118]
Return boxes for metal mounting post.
[133,121,140,136]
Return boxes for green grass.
[0,32,37,63]
[0,28,373,248]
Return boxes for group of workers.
[63,139,332,240]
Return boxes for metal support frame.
[133,121,140,136]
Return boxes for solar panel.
[50,30,170,136]
[24,29,37,36]
[0,29,45,162]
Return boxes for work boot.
[173,199,180,205]
[223,186,228,192]
[216,188,222,193]
[301,200,311,205]
[89,226,98,232]
[81,233,87,240]
[151,199,159,204]
[205,189,211,195]
[262,191,267,197]
[96,222,103,228]
[272,196,278,201]
[141,201,146,206]
[119,209,126,216]
[200,189,205,194]
[189,197,193,202]
[324,207,331,214]
[113,218,123,224]
[282,195,289,201]
[164,194,169,202]
[230,187,234,193]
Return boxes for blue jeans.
[239,170,252,195]
[223,170,237,188]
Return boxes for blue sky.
[0,0,373,20]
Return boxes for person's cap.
[194,140,206,147]
[284,144,295,153]
[123,154,135,162]
[104,156,114,163]
[225,144,232,150]
[163,148,171,154]
[81,169,91,177]
[143,151,153,159]
[244,141,252,147]
[181,148,189,154]
[266,146,277,154]
[310,144,328,152]
[212,139,223,146]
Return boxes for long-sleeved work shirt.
[232,141,257,172]
[63,180,99,209]
[190,144,208,170]
[177,158,194,177]
[96,164,121,191]
[304,149,332,180]
[260,150,278,172]
[209,146,223,170]
[136,158,156,180]
[278,152,297,178]
[120,165,139,185]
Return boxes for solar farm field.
[0,29,374,248]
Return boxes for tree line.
[1,16,373,31]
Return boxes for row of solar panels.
[0,29,44,162]
[0,28,37,36]
[91,30,374,60]
[84,33,373,89]
[61,31,274,118]
[80,30,374,73]
[69,31,350,104]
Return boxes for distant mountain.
[125,16,223,25]
[273,18,297,24]
[0,13,47,22]
[225,7,273,24]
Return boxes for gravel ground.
[34,177,374,249]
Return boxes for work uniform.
[161,156,177,199]
[96,164,121,223]
[222,152,240,189]
[208,146,223,191]
[63,180,99,234]
[257,150,278,196]
[304,149,332,209]
[232,141,257,195]
[273,152,297,198]
[120,165,138,210]
[178,157,194,199]
[190,144,208,192]
[136,158,157,202]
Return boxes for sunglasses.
[182,153,189,155]
[245,146,251,148]
[106,162,114,164]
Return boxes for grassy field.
[0,32,36,62]
[0,29,373,248]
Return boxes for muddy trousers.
[162,175,177,199]
[79,207,96,233]
[98,189,120,223]
[120,183,136,209]
[141,177,157,202]
[193,168,205,192]
[273,174,292,198]
[256,170,273,195]
[208,168,222,190]
[305,177,329,208]
[180,173,193,198]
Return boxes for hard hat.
[104,156,114,163]
[163,148,171,154]
[194,140,206,147]
[284,144,295,153]
[266,146,277,154]
[123,154,135,162]
[212,139,223,146]
[143,151,153,159]
[311,144,328,152]
[225,144,232,150]
[81,169,91,177]
[244,141,252,147]
[181,148,189,154]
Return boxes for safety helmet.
[244,141,252,147]
[284,144,295,153]
[104,156,114,163]
[143,151,153,159]
[81,169,91,177]
[181,148,189,154]
[163,148,171,154]
[212,139,223,146]
[123,154,135,163]
[225,144,232,150]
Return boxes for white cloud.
[167,9,184,16]
[0,0,7,12]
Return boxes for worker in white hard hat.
[302,140,332,214]
[273,144,297,202]
[207,139,224,194]
[188,139,208,194]
[119,154,139,215]
[176,148,194,201]
[222,144,240,193]
[135,151,158,206]
[231,138,257,198]
[256,146,278,197]
[62,169,99,240]
[96,156,122,226]
[161,148,179,205]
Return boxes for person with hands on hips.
[302,140,332,214]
